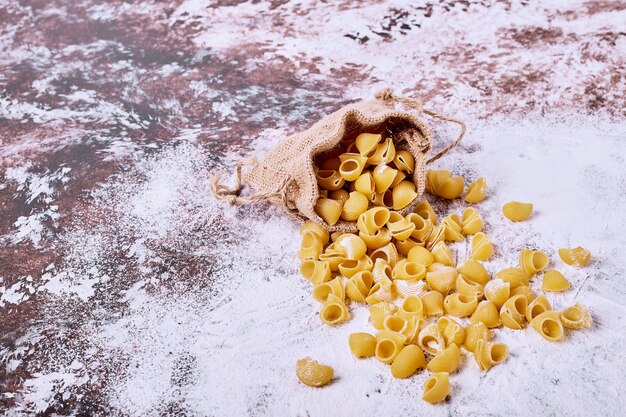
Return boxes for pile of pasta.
[296,166,592,404]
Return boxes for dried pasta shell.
[338,255,373,279]
[298,231,324,260]
[296,357,334,387]
[393,150,415,174]
[558,246,591,267]
[318,244,346,271]
[461,207,484,235]
[399,295,424,319]
[359,228,392,250]
[394,237,423,257]
[357,207,390,235]
[456,274,484,299]
[500,294,528,329]
[349,332,377,358]
[470,300,501,328]
[519,248,549,275]
[330,231,345,242]
[365,278,393,305]
[560,302,592,329]
[372,258,393,284]
[484,279,510,308]
[386,211,416,241]
[474,339,508,371]
[334,233,367,260]
[341,191,369,221]
[316,169,346,191]
[314,198,343,226]
[383,314,410,335]
[526,294,551,322]
[345,271,374,302]
[300,259,331,285]
[375,330,406,364]
[393,279,428,298]
[392,259,426,281]
[502,201,533,221]
[370,242,399,268]
[426,264,458,295]
[414,200,438,224]
[444,293,479,318]
[464,322,493,353]
[510,285,536,303]
[425,224,445,250]
[372,164,398,194]
[470,233,494,261]
[530,311,564,342]
[427,343,461,373]
[354,172,376,196]
[422,372,450,404]
[418,323,445,355]
[391,181,418,210]
[442,213,464,242]
[312,277,344,303]
[368,137,396,165]
[318,189,328,198]
[431,241,455,267]
[425,170,450,194]
[456,259,489,285]
[542,270,570,292]
[339,153,368,182]
[465,177,487,203]
[371,189,394,209]
[407,246,434,267]
[391,345,426,378]
[320,294,350,325]
[437,316,465,347]
[422,291,445,316]
[495,267,529,289]
[406,213,433,242]
[300,221,330,245]
[369,301,398,330]
[437,176,465,200]
[390,170,407,188]
[355,133,382,157]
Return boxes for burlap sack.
[212,89,465,232]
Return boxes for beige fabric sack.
[212,89,465,232]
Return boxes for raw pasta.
[372,258,393,283]
[316,169,345,191]
[422,372,450,404]
[437,316,465,347]
[530,311,564,342]
[442,213,464,242]
[314,198,343,226]
[484,279,510,308]
[312,277,344,303]
[414,200,438,224]
[329,189,349,205]
[368,137,396,165]
[560,303,592,329]
[393,150,415,173]
[456,274,484,298]
[558,246,591,267]
[500,294,528,330]
[502,201,533,221]
[365,278,393,305]
[470,300,502,328]
[392,181,418,210]
[318,244,347,271]
[300,221,330,245]
[298,231,324,260]
[370,243,399,267]
[392,259,427,280]
[399,295,424,319]
[470,233,494,261]
[386,211,416,240]
[464,322,493,353]
[355,133,381,157]
[359,228,392,250]
[357,207,390,235]
[526,294,551,322]
[426,169,465,199]
[391,345,426,378]
[334,233,367,260]
[418,323,445,355]
[422,291,445,316]
[456,260,489,285]
[461,207,484,235]
[427,343,461,373]
[349,332,377,358]
[320,294,350,325]
[510,285,536,302]
[354,172,376,196]
[495,267,530,289]
[375,330,405,364]
[426,264,458,295]
[405,213,433,241]
[338,255,373,278]
[300,259,331,285]
[431,241,455,267]
[345,271,374,302]
[341,191,369,221]
[519,248,549,275]
[474,340,508,370]
[542,270,570,292]
[369,302,398,330]
[444,293,478,318]
[296,357,334,387]
[339,153,368,182]
[465,177,487,203]
[408,246,435,266]
[373,164,398,194]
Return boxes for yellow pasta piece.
[456,274,484,298]
[464,322,493,353]
[431,241,455,267]
[425,224,445,250]
[427,343,461,373]
[428,170,465,199]
[312,277,344,303]
[314,198,343,226]
[558,246,591,267]
[495,267,529,289]
[368,137,396,165]
[369,301,398,330]
[461,207,484,235]
[456,259,489,285]
[349,332,377,358]
[405,213,433,242]
[464,177,487,203]
[338,255,373,278]
[398,295,424,319]
[519,248,549,275]
[296,357,334,387]
[393,150,415,174]
[316,169,346,191]
[354,172,375,196]
[560,302,592,330]
[341,191,369,221]
[370,242,399,268]
[390,170,407,188]
[442,213,464,242]
[470,300,501,328]
[526,294,551,322]
[474,339,508,371]
[437,316,465,347]
[444,293,478,318]
[392,259,426,281]
[355,133,381,157]
[330,231,345,242]
[365,278,393,305]
[484,279,510,308]
[375,330,405,364]
[386,211,415,240]
[359,228,392,250]
[500,294,528,329]
[357,207,390,235]
[418,323,445,355]
[328,188,349,205]
[422,291,445,316]
[470,233,494,261]
[502,201,533,221]
[318,244,346,271]
[345,271,374,302]
[383,314,410,335]
[391,344,426,378]
[297,231,324,260]
[414,200,438,224]
[426,264,458,295]
[320,294,350,325]
[510,285,536,303]
[392,279,428,298]
[392,181,418,210]
[425,169,448,194]
[300,221,330,246]
[372,164,398,194]
[300,259,331,285]
[530,311,564,342]
[318,189,328,198]
[371,189,394,209]
[542,270,570,292]
[334,233,367,260]
[394,237,423,257]
[338,153,368,182]
[422,372,450,404]
[371,258,393,283]
[407,246,434,266]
